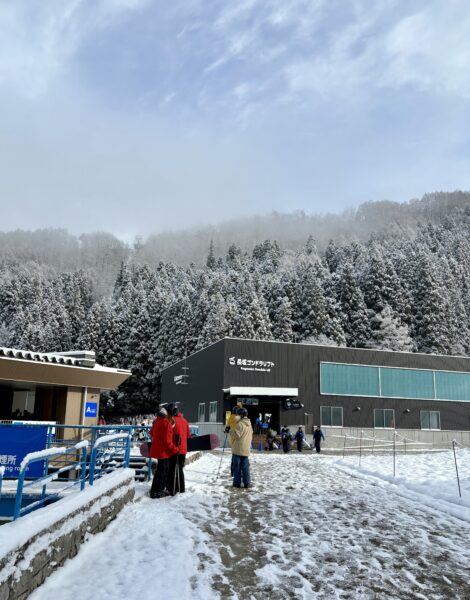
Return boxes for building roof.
[0,347,131,390]
[0,347,92,367]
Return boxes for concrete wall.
[0,470,135,600]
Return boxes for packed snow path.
[31,453,470,600]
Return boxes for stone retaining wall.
[0,469,135,600]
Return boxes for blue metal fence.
[0,423,151,520]
[13,442,88,519]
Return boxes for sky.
[1,0,470,239]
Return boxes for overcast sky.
[1,0,470,239]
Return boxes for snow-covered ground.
[29,451,470,600]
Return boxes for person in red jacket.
[166,404,191,495]
[149,406,177,499]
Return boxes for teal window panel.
[435,371,470,401]
[381,368,435,400]
[320,363,380,397]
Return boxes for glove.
[224,426,230,433]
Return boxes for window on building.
[320,362,470,403]
[209,401,218,423]
[380,368,435,400]
[435,372,470,401]
[420,410,441,430]
[374,408,395,428]
[320,406,343,427]
[320,363,380,397]
[198,403,206,422]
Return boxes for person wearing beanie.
[231,407,253,489]
[149,406,177,499]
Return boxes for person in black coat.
[313,425,325,453]
[294,427,305,452]
[281,427,292,453]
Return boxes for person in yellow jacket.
[226,406,240,476]
[226,406,240,445]
[231,407,253,488]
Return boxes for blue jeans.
[232,454,250,486]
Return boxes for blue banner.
[0,425,49,479]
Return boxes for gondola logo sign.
[228,356,275,373]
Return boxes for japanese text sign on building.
[228,357,275,373]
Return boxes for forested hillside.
[1,192,470,415]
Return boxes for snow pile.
[19,447,68,472]
[93,433,130,448]
[74,440,89,450]
[0,469,135,569]
[334,448,470,521]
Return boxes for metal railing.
[0,423,152,520]
[89,433,131,485]
[13,442,88,520]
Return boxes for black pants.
[167,454,186,495]
[297,442,303,452]
[150,458,170,496]
[282,441,290,453]
[315,442,321,453]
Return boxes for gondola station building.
[161,337,470,446]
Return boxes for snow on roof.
[0,346,131,375]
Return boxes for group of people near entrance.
[278,425,325,453]
[148,403,326,496]
[148,403,191,499]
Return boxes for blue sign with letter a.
[85,402,98,418]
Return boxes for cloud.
[0,0,149,97]
[0,0,469,237]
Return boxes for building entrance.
[237,398,282,435]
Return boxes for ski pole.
[216,431,229,479]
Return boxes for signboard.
[85,402,98,418]
[228,356,275,373]
[0,425,49,479]
[241,398,259,406]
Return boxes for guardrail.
[89,433,131,485]
[13,441,88,520]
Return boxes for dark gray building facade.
[161,338,470,432]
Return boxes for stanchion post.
[393,431,397,477]
[359,430,363,467]
[342,434,347,459]
[372,436,375,456]
[452,440,462,498]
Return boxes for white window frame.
[420,410,441,430]
[198,403,206,422]
[320,406,343,428]
[374,408,395,429]
[209,401,218,423]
